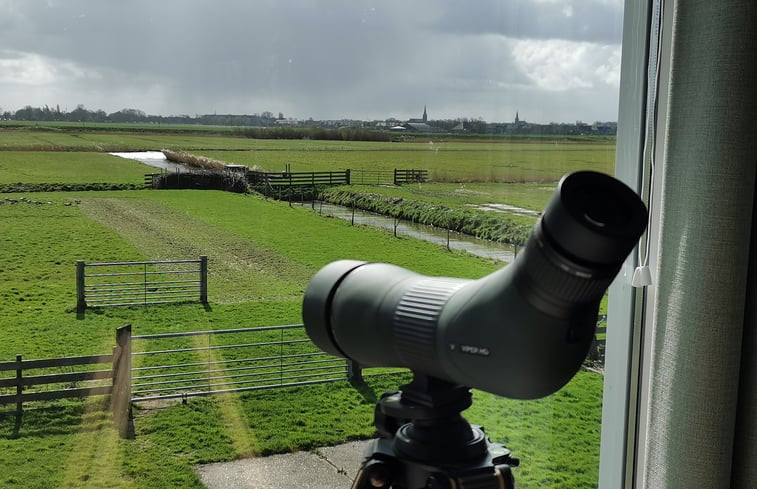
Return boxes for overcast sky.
[0,0,625,123]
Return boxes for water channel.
[114,152,518,262]
[298,201,517,262]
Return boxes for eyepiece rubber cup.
[541,171,647,266]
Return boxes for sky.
[0,0,625,124]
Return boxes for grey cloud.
[0,0,623,121]
[431,0,623,44]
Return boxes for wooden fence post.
[112,324,132,438]
[345,168,351,185]
[15,354,23,416]
[199,256,208,304]
[76,260,86,313]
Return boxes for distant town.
[2,104,617,136]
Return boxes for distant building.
[511,111,529,130]
[407,105,429,124]
[404,106,439,131]
[404,122,434,131]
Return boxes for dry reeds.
[161,149,226,171]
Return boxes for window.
[0,2,641,488]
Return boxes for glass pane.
[0,1,624,488]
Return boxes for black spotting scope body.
[303,171,647,399]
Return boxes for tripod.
[352,373,519,489]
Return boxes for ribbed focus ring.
[392,278,466,369]
[515,226,618,313]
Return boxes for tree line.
[1,104,283,127]
[1,104,616,137]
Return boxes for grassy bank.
[321,187,535,245]
[0,189,604,488]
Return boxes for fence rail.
[130,324,347,402]
[0,325,132,437]
[0,354,114,406]
[393,169,429,184]
[350,170,394,185]
[248,170,351,188]
[76,257,208,312]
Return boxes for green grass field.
[1,128,614,183]
[0,152,153,185]
[0,129,614,488]
[199,140,614,182]
[0,189,605,488]
[0,128,258,152]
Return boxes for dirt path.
[79,197,315,303]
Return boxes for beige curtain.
[642,1,757,488]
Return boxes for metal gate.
[130,324,347,402]
[76,257,207,311]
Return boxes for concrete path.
[196,440,371,489]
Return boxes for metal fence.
[76,257,208,312]
[350,170,394,185]
[130,324,347,402]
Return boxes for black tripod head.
[352,372,519,489]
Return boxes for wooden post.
[394,168,399,186]
[76,260,86,313]
[112,324,132,439]
[345,168,351,185]
[15,354,22,415]
[199,256,208,303]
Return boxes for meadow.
[0,152,153,185]
[199,140,614,183]
[0,127,613,488]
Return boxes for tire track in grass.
[80,196,277,460]
[58,335,138,488]
[192,334,259,458]
[79,197,315,304]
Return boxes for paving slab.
[315,440,372,475]
[197,440,373,489]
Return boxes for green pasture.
[0,128,255,152]
[1,128,614,184]
[0,152,153,185]
[200,140,614,182]
[0,189,605,488]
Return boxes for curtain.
[642,1,757,488]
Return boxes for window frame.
[598,0,656,487]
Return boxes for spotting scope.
[303,171,647,399]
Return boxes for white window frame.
[599,0,661,487]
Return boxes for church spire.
[422,105,428,123]
[515,111,520,123]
